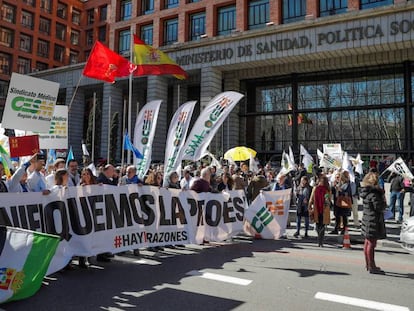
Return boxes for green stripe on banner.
[9,232,59,302]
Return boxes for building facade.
[32,0,414,163]
[0,0,110,110]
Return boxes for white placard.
[1,73,59,132]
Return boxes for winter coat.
[359,185,387,240]
[295,184,311,217]
[309,186,331,225]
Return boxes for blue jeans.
[296,215,309,234]
[388,191,404,221]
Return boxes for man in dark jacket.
[387,172,405,223]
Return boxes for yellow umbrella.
[224,146,257,162]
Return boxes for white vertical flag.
[342,151,355,182]
[288,146,295,164]
[180,91,244,161]
[133,100,162,179]
[386,157,414,180]
[300,144,314,173]
[163,101,196,186]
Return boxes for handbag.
[336,194,352,208]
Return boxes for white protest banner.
[300,144,314,173]
[244,189,291,239]
[133,100,162,179]
[323,143,343,167]
[180,91,244,161]
[1,73,59,133]
[0,185,247,274]
[163,101,196,186]
[386,157,414,180]
[37,105,68,149]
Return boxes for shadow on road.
[3,239,289,311]
[266,267,350,278]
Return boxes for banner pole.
[107,97,111,164]
[92,92,96,163]
[121,100,126,168]
[127,26,134,165]
[68,75,83,113]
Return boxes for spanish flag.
[132,35,188,80]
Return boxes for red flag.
[83,41,136,83]
[132,36,188,79]
[9,135,40,157]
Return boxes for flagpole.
[92,92,96,163]
[121,100,127,167]
[68,75,83,113]
[107,96,111,164]
[127,26,134,165]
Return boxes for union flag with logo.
[83,41,136,83]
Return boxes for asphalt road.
[3,234,414,311]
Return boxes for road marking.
[315,292,410,311]
[186,270,252,286]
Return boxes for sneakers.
[293,232,299,238]
[304,232,309,238]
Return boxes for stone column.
[147,76,169,162]
[200,66,222,156]
[100,84,124,163]
[66,84,84,160]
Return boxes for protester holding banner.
[180,169,193,190]
[118,165,143,186]
[6,155,37,193]
[246,170,268,202]
[190,167,212,193]
[27,154,49,194]
[309,175,331,247]
[217,173,234,192]
[46,158,66,189]
[97,164,117,186]
[145,170,163,187]
[80,167,97,186]
[67,159,80,187]
[166,171,181,189]
[359,172,387,274]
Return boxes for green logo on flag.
[251,206,273,233]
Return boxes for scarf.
[314,185,326,214]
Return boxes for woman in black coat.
[359,172,387,274]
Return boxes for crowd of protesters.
[0,152,413,274]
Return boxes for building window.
[56,23,66,41]
[283,0,306,23]
[21,11,34,29]
[54,44,64,62]
[188,0,201,2]
[86,30,93,46]
[119,29,130,55]
[100,5,107,21]
[0,80,9,99]
[189,12,206,41]
[71,30,80,45]
[164,18,178,45]
[57,2,67,19]
[23,0,35,7]
[39,17,51,35]
[0,27,13,48]
[248,0,269,30]
[217,5,236,36]
[37,39,49,58]
[87,9,94,24]
[36,62,48,71]
[19,33,32,52]
[98,26,106,42]
[1,3,16,23]
[120,0,132,20]
[69,50,79,64]
[320,0,347,16]
[360,0,393,9]
[72,9,81,25]
[141,24,153,45]
[165,0,179,9]
[142,0,154,14]
[17,57,30,74]
[0,53,11,75]
[40,0,52,13]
